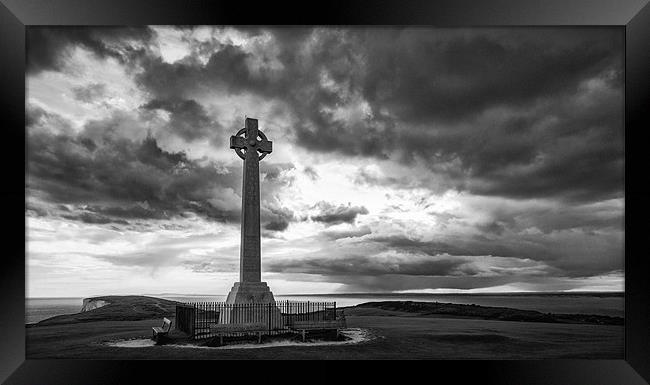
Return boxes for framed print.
[1,0,649,384]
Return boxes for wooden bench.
[291,319,347,342]
[209,322,267,345]
[152,317,172,343]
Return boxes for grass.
[34,296,178,326]
[351,301,624,325]
[26,296,624,359]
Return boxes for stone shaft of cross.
[230,118,272,282]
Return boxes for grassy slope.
[33,296,179,326]
[348,301,624,325]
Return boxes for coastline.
[26,291,625,324]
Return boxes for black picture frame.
[2,0,649,383]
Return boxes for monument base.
[220,282,283,326]
[225,281,276,303]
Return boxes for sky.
[25,26,624,297]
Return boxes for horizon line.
[27,290,625,299]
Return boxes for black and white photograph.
[25,25,625,359]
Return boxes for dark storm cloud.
[89,204,174,221]
[27,125,237,222]
[369,235,554,263]
[28,27,623,203]
[25,104,75,135]
[262,205,295,232]
[260,162,295,182]
[132,28,394,157]
[264,220,289,232]
[311,201,369,225]
[141,98,218,141]
[267,271,536,292]
[359,29,621,125]
[263,223,620,289]
[476,221,507,236]
[459,94,624,202]
[322,226,372,240]
[359,29,622,203]
[134,43,275,100]
[319,274,534,292]
[369,231,621,278]
[61,212,129,225]
[25,200,48,217]
[129,27,622,203]
[26,26,154,74]
[26,105,294,225]
[474,200,624,235]
[267,254,468,277]
[72,83,107,103]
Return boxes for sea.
[25,292,624,325]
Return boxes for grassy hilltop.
[349,301,623,325]
[33,296,179,326]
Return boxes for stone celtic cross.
[230,118,272,283]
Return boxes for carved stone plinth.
[225,281,276,303]
[220,282,283,326]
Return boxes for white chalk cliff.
[81,298,109,312]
